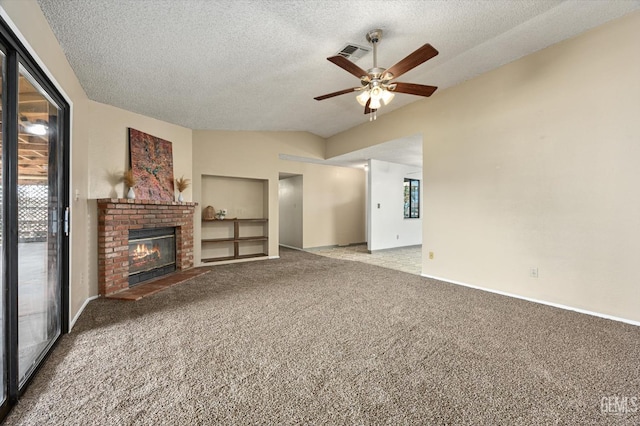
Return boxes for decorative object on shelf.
[123,169,136,199]
[129,128,175,201]
[216,208,228,220]
[175,176,191,202]
[203,205,216,220]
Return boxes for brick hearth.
[97,198,197,296]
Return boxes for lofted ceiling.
[35,0,639,142]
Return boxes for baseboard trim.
[69,295,99,330]
[268,256,280,259]
[305,242,367,251]
[370,244,422,253]
[421,273,640,327]
[279,244,303,251]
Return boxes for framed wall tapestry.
[129,128,175,201]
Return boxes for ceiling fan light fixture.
[356,90,370,106]
[369,97,382,110]
[381,89,395,105]
[369,85,383,100]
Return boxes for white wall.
[327,12,640,323]
[279,175,303,249]
[369,159,422,251]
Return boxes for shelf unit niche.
[200,175,269,263]
[201,218,268,262]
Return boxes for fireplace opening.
[128,227,176,286]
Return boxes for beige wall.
[87,100,193,200]
[201,175,266,219]
[192,130,365,263]
[298,162,365,248]
[327,12,640,322]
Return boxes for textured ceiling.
[36,0,639,140]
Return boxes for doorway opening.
[278,173,303,249]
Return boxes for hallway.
[307,244,422,276]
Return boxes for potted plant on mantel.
[175,176,191,202]
[123,169,136,199]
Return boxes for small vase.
[178,192,184,202]
[127,187,135,199]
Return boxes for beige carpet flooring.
[6,248,640,425]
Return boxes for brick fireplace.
[97,198,197,296]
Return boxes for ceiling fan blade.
[314,87,359,101]
[327,55,369,80]
[384,44,438,80]
[391,82,438,97]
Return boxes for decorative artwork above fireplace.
[129,128,175,201]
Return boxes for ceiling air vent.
[336,43,370,61]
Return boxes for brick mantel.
[97,198,197,296]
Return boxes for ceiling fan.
[314,29,439,120]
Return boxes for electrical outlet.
[396,234,399,239]
[530,267,538,278]
[429,251,434,260]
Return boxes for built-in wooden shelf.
[201,236,268,243]
[201,256,236,263]
[201,218,268,263]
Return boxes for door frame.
[0,15,70,420]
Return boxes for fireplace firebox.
[128,227,176,286]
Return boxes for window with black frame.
[403,178,420,219]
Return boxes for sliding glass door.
[0,17,69,421]
[17,66,62,386]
